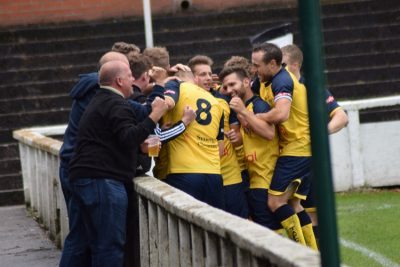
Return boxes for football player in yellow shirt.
[281,44,348,246]
[220,65,281,231]
[188,55,248,218]
[162,70,225,209]
[250,43,317,250]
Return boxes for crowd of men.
[58,41,348,266]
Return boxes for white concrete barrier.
[12,95,400,264]
[13,125,68,247]
[134,176,319,266]
[330,95,400,191]
[13,125,320,266]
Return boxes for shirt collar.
[101,86,124,98]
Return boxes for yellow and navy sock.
[273,205,306,245]
[297,210,318,250]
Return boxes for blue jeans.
[59,165,91,266]
[60,178,128,267]
[59,165,72,210]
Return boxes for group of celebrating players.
[145,42,348,250]
[59,41,349,266]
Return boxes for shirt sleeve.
[109,101,156,149]
[271,71,293,103]
[229,109,239,125]
[325,89,341,117]
[252,98,271,114]
[164,80,180,105]
[155,121,186,144]
[127,99,149,123]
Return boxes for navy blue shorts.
[241,169,250,191]
[223,182,249,219]
[269,156,311,200]
[247,189,281,230]
[301,181,316,212]
[165,173,224,209]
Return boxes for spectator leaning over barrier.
[116,47,194,267]
[128,53,153,104]
[281,44,348,247]
[59,60,168,267]
[59,51,129,219]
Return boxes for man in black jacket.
[60,60,167,267]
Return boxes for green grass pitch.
[336,189,400,267]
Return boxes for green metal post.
[298,1,341,266]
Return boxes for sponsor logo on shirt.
[245,151,257,162]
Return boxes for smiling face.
[251,50,275,83]
[193,64,213,90]
[222,72,250,100]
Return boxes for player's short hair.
[281,44,303,66]
[143,46,170,70]
[187,55,214,73]
[252,43,282,65]
[111,42,141,55]
[127,53,152,79]
[219,66,250,82]
[175,70,194,81]
[224,56,252,77]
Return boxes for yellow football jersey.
[165,82,223,174]
[241,96,279,189]
[216,96,242,186]
[234,145,248,172]
[260,68,311,156]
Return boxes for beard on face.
[237,83,246,100]
[258,72,272,83]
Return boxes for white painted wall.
[361,121,400,187]
[330,96,400,191]
[330,128,353,191]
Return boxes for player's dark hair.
[252,43,282,65]
[219,66,249,81]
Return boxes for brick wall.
[0,0,293,27]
